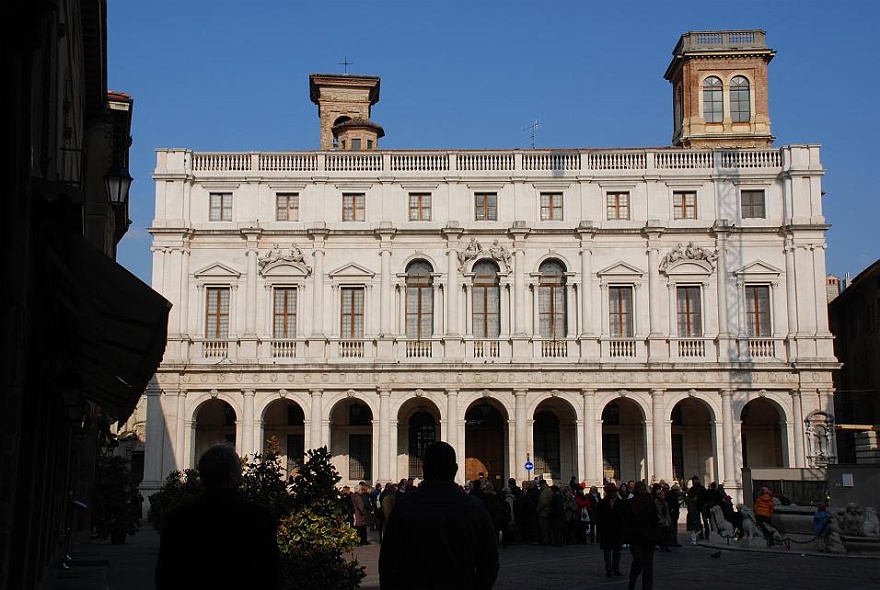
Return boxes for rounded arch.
[262,398,306,474]
[405,258,434,274]
[464,396,508,486]
[329,396,375,484]
[400,252,441,273]
[740,396,785,468]
[470,258,501,276]
[397,397,441,480]
[332,115,351,127]
[193,398,237,464]
[599,395,647,484]
[670,396,716,485]
[702,75,724,123]
[729,75,751,123]
[533,395,579,482]
[535,253,573,273]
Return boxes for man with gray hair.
[155,443,280,589]
[379,441,499,589]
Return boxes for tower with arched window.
[664,30,775,148]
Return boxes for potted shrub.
[93,455,140,544]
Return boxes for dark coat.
[596,494,629,550]
[155,488,280,590]
[379,479,499,590]
[626,493,660,546]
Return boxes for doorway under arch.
[670,398,716,484]
[464,399,506,487]
[601,398,646,484]
[263,399,305,476]
[741,397,785,468]
[330,398,374,484]
[193,399,236,462]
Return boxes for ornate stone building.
[141,30,837,503]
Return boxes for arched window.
[405,260,433,340]
[702,76,723,123]
[472,261,500,338]
[730,76,751,123]
[538,260,567,338]
[674,83,683,131]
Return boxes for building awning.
[48,229,171,423]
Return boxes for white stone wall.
[142,146,837,505]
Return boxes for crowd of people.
[346,471,778,589]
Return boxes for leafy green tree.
[240,437,294,520]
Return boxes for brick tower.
[664,30,775,148]
[309,73,383,150]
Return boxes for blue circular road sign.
[524,461,534,471]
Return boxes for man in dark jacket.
[155,444,280,590]
[596,482,628,577]
[379,441,499,590]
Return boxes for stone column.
[378,387,392,481]
[577,224,595,337]
[309,388,323,450]
[784,235,799,338]
[175,390,186,469]
[143,387,166,487]
[791,389,806,467]
[445,388,459,455]
[514,388,528,480]
[647,246,661,336]
[720,389,736,486]
[651,389,668,482]
[377,226,396,336]
[443,231,461,336]
[242,389,255,457]
[582,388,598,483]
[513,249,526,336]
[309,228,328,337]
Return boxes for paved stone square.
[43,527,880,590]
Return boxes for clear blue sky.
[109,0,880,286]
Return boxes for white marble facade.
[140,40,838,503]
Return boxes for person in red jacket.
[754,486,776,546]
[574,485,592,544]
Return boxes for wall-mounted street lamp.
[103,164,132,207]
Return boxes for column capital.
[580,388,597,397]
[513,388,528,396]
[310,388,324,397]
[378,387,392,396]
[650,388,665,397]
[445,387,459,395]
[242,389,255,397]
[720,388,734,398]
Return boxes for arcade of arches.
[156,384,822,503]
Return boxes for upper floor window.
[340,287,365,339]
[276,193,299,221]
[474,193,497,221]
[405,261,434,340]
[409,193,432,221]
[273,287,297,339]
[351,138,362,150]
[730,76,751,123]
[673,191,697,220]
[538,260,567,338]
[745,285,771,337]
[608,286,634,338]
[209,193,233,221]
[702,76,723,123]
[472,260,500,338]
[540,192,563,221]
[342,193,365,221]
[205,287,230,339]
[676,286,702,337]
[606,192,630,221]
[741,190,766,219]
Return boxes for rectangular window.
[538,282,566,338]
[741,190,766,219]
[745,285,771,337]
[351,138,362,150]
[205,287,230,339]
[348,434,371,481]
[273,287,297,339]
[209,193,233,221]
[406,280,433,339]
[275,193,299,221]
[608,286,634,337]
[540,192,563,221]
[342,193,365,221]
[673,191,697,220]
[408,193,432,221]
[676,286,703,337]
[606,192,630,220]
[340,287,365,339]
[474,192,497,221]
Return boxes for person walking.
[597,482,627,578]
[155,444,280,590]
[626,481,659,590]
[686,476,707,541]
[754,486,777,547]
[379,441,499,590]
[665,482,682,546]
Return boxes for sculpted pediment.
[732,260,782,278]
[596,261,644,278]
[663,259,714,276]
[329,262,375,279]
[193,262,241,279]
[261,262,310,278]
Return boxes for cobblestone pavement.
[42,528,880,590]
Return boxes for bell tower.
[309,73,384,151]
[664,30,775,149]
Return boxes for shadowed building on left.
[4,2,170,587]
